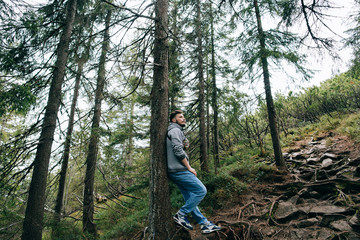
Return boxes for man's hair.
[169,110,183,122]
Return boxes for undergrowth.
[49,111,360,239]
[96,189,149,239]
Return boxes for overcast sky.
[270,0,357,94]
[27,0,357,95]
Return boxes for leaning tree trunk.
[149,0,177,239]
[82,9,111,237]
[21,1,77,239]
[196,0,209,173]
[210,1,220,174]
[169,0,181,111]
[253,0,287,170]
[53,24,93,231]
[125,94,136,168]
[53,60,82,225]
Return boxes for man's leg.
[175,182,208,225]
[169,171,208,224]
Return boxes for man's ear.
[171,118,176,123]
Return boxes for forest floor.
[182,131,360,240]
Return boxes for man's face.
[172,113,186,127]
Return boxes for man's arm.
[181,158,197,176]
[168,129,187,161]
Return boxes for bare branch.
[100,0,155,21]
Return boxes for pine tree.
[52,20,93,233]
[22,0,78,239]
[148,0,178,238]
[224,0,314,170]
[195,0,209,173]
[253,0,286,169]
[82,8,111,237]
[209,1,220,174]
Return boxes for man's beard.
[177,121,185,127]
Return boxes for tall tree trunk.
[53,24,93,230]
[210,2,220,174]
[169,0,180,111]
[205,45,210,154]
[206,85,210,154]
[126,94,136,168]
[53,58,83,227]
[21,1,77,239]
[196,0,209,173]
[149,0,177,239]
[82,9,111,237]
[253,0,287,170]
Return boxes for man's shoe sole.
[201,228,222,234]
[173,217,193,230]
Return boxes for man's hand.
[188,167,197,176]
[181,158,197,176]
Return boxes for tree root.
[236,200,267,220]
[216,220,263,240]
[267,195,287,227]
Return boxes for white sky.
[268,0,357,95]
[28,0,357,96]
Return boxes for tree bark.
[53,25,93,229]
[210,1,220,174]
[169,0,180,111]
[253,0,287,170]
[196,0,209,173]
[21,1,77,239]
[149,0,177,239]
[53,58,83,226]
[82,9,111,237]
[126,94,135,168]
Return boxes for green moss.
[200,172,247,210]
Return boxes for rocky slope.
[190,132,360,240]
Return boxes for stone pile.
[196,134,360,240]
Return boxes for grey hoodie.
[166,122,189,172]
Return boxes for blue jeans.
[168,170,208,225]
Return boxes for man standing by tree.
[167,110,222,234]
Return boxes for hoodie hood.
[168,122,183,132]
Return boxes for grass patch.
[96,189,149,239]
[336,111,360,143]
[43,218,83,240]
[200,172,247,211]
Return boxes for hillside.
[156,131,360,240]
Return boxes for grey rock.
[315,228,333,239]
[292,152,306,160]
[330,219,352,231]
[314,144,327,151]
[321,158,333,169]
[349,214,360,232]
[316,170,329,180]
[307,157,319,165]
[289,195,300,205]
[275,201,300,223]
[264,227,277,237]
[298,205,312,214]
[319,214,347,227]
[310,204,347,215]
[290,229,314,239]
[337,232,360,240]
[296,218,319,228]
[320,153,338,160]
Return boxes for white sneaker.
[173,213,193,230]
[200,221,222,234]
